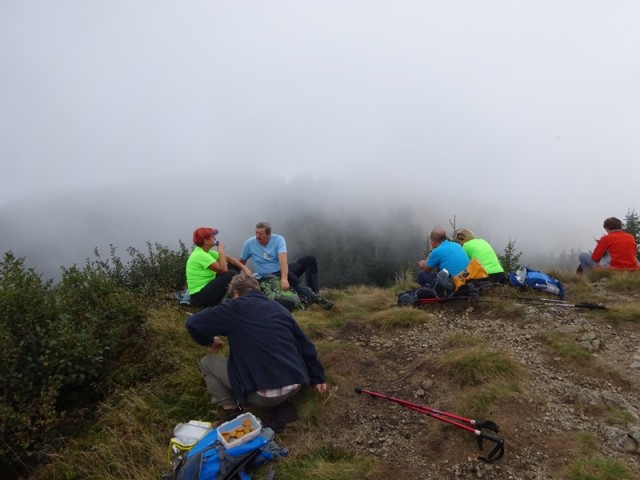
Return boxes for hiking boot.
[264,400,298,433]
[313,294,334,310]
[219,404,243,423]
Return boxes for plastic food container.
[172,420,213,449]
[216,412,261,449]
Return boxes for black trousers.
[271,255,320,303]
[189,270,238,307]
[288,255,319,293]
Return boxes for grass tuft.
[458,382,523,418]
[588,269,640,293]
[265,444,376,480]
[437,347,522,387]
[368,307,431,329]
[538,332,592,362]
[567,456,634,480]
[603,304,640,324]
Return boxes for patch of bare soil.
[289,296,640,479]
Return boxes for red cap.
[193,227,219,246]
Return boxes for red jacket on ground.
[592,230,639,270]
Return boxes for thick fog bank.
[0,175,615,281]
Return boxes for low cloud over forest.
[0,175,597,285]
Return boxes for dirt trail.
[295,299,640,479]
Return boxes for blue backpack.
[173,426,287,480]
[508,267,566,299]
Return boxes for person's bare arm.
[208,243,228,273]
[226,255,252,275]
[418,259,433,273]
[279,252,290,290]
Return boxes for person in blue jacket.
[416,227,469,288]
[186,272,328,428]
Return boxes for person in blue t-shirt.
[240,221,333,309]
[416,228,469,288]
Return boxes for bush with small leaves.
[0,252,146,473]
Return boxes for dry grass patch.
[537,332,629,387]
[329,286,396,320]
[602,405,638,427]
[34,389,177,480]
[546,432,635,479]
[455,382,524,419]
[393,267,417,291]
[537,332,593,363]
[296,309,341,339]
[563,432,634,480]
[437,347,522,387]
[260,444,376,480]
[368,306,432,329]
[602,303,640,323]
[588,269,640,292]
[477,296,527,318]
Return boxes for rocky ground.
[298,290,640,479]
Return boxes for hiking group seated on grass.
[415,227,507,298]
[185,222,332,310]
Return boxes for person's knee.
[303,255,318,270]
[200,353,224,375]
[200,354,213,374]
[291,255,318,272]
[578,252,594,267]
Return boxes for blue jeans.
[578,251,610,270]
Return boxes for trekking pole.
[490,295,607,310]
[417,295,477,306]
[538,301,606,309]
[354,387,504,463]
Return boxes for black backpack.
[397,287,438,307]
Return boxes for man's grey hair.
[228,272,260,296]
[256,221,272,234]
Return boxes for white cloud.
[1,1,639,244]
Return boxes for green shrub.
[0,253,59,467]
[56,263,147,382]
[0,252,146,472]
[93,241,189,300]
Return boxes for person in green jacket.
[186,227,252,307]
[455,229,506,284]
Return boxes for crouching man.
[186,272,328,431]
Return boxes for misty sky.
[1,1,640,268]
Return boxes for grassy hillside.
[13,270,640,479]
